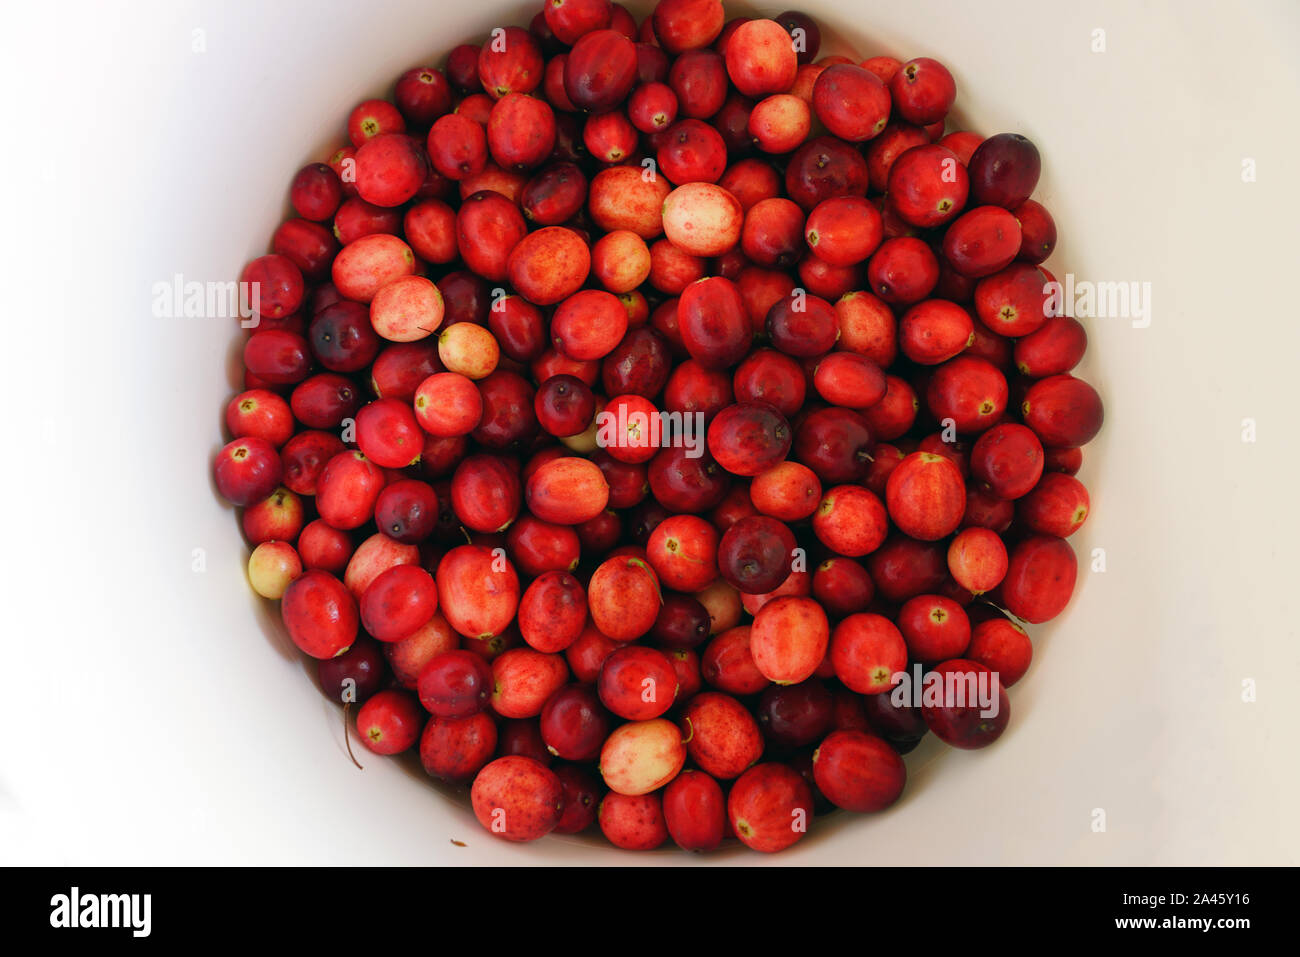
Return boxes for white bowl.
[4,0,1299,865]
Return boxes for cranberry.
[646,514,720,592]
[888,144,969,228]
[663,769,726,851]
[682,691,764,778]
[472,370,540,452]
[812,353,887,409]
[669,48,729,119]
[926,356,1008,433]
[829,612,905,694]
[920,659,1010,750]
[968,133,1041,209]
[733,348,806,418]
[812,64,890,142]
[775,10,821,64]
[804,195,883,266]
[678,276,752,369]
[417,649,493,718]
[1013,198,1057,263]
[886,452,966,541]
[526,456,610,525]
[281,570,358,659]
[356,690,424,755]
[793,407,874,484]
[718,515,797,593]
[394,66,452,126]
[1001,535,1078,623]
[707,402,792,477]
[318,635,386,705]
[273,218,339,279]
[750,596,829,685]
[588,556,661,641]
[650,593,713,649]
[546,0,614,45]
[812,484,888,557]
[597,645,679,721]
[971,423,1045,499]
[757,680,834,748]
[539,684,611,762]
[413,372,483,438]
[355,133,427,207]
[728,763,813,853]
[565,29,638,111]
[599,792,669,850]
[812,730,906,812]
[1021,374,1105,448]
[943,205,1023,278]
[518,571,588,654]
[214,436,284,508]
[243,329,311,386]
[436,544,520,641]
[471,756,565,843]
[741,198,806,268]
[348,98,405,146]
[628,82,679,133]
[654,0,725,54]
[902,301,975,371]
[785,136,870,211]
[360,564,438,642]
[889,57,956,125]
[868,236,940,305]
[947,526,1010,595]
[290,163,344,221]
[750,460,821,521]
[866,121,930,191]
[748,93,810,153]
[450,453,522,534]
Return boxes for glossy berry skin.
[281,570,358,660]
[373,480,439,544]
[598,645,679,720]
[663,769,726,852]
[968,133,1041,209]
[317,636,387,705]
[727,763,814,853]
[707,402,792,478]
[718,515,797,594]
[418,649,495,718]
[540,684,611,761]
[215,437,283,507]
[889,57,956,126]
[360,564,439,642]
[812,729,906,812]
[356,690,424,754]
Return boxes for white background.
[1,0,1297,865]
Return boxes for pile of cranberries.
[214,0,1103,853]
